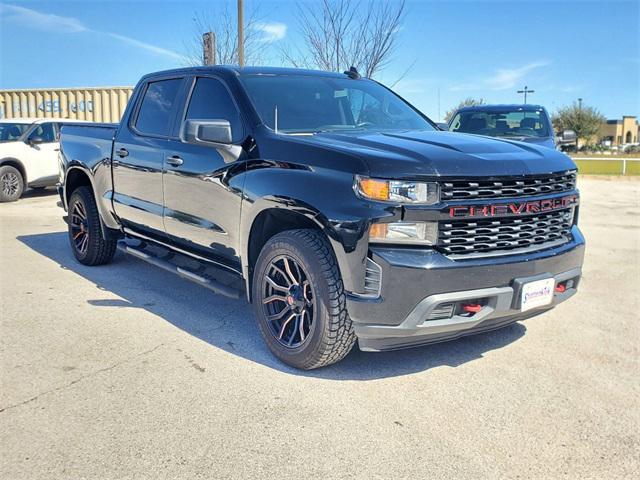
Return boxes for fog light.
[369,221,438,245]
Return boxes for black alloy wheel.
[70,199,90,256]
[67,186,117,266]
[262,255,316,348]
[252,229,356,370]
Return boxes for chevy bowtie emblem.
[449,195,578,218]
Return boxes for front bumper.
[347,226,585,351]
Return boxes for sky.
[0,0,638,121]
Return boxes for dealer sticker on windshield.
[520,278,555,312]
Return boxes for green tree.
[552,101,605,147]
[444,98,485,122]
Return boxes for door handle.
[166,155,184,167]
[116,148,129,158]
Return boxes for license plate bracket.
[520,277,555,312]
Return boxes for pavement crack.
[0,343,165,413]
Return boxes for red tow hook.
[462,304,482,314]
[555,283,566,293]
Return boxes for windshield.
[449,109,551,138]
[0,123,31,142]
[240,74,434,134]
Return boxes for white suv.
[0,118,78,202]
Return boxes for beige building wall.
[599,116,639,146]
[0,87,134,123]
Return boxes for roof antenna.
[344,66,361,79]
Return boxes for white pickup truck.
[0,118,82,202]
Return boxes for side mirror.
[436,122,450,131]
[181,119,232,146]
[28,136,44,145]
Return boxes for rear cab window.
[134,78,183,137]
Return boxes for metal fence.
[572,157,640,176]
[0,87,134,123]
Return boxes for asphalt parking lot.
[1,177,638,479]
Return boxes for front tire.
[252,229,356,370]
[68,186,116,266]
[0,165,24,202]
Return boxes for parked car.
[58,67,585,369]
[0,118,86,202]
[442,104,576,150]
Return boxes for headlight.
[355,176,439,204]
[370,221,438,245]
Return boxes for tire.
[0,165,24,202]
[252,229,356,369]
[67,186,117,266]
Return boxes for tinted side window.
[185,77,242,142]
[135,78,182,136]
[30,123,56,143]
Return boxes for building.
[599,116,639,146]
[0,86,134,123]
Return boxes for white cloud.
[0,3,87,33]
[450,61,550,92]
[105,33,184,60]
[0,3,183,60]
[487,61,550,90]
[255,22,287,42]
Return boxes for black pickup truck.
[58,66,585,369]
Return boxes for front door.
[112,77,184,237]
[162,76,246,270]
[24,122,59,185]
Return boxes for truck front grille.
[438,208,574,257]
[440,171,576,201]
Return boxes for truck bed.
[60,123,117,168]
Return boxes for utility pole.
[578,97,583,110]
[517,85,534,104]
[237,0,245,67]
[202,32,215,66]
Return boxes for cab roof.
[0,117,87,124]
[457,104,547,112]
[141,65,354,81]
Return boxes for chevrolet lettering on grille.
[449,195,578,218]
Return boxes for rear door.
[112,76,185,237]
[162,75,246,269]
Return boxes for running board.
[117,242,243,299]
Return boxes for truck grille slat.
[440,172,576,201]
[438,209,574,257]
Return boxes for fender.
[0,157,27,185]
[59,123,120,231]
[239,161,398,297]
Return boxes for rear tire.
[252,229,356,370]
[0,165,24,202]
[68,186,116,266]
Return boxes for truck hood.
[295,130,575,178]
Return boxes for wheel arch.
[64,165,122,241]
[0,157,27,185]
[64,166,93,205]
[245,205,326,302]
